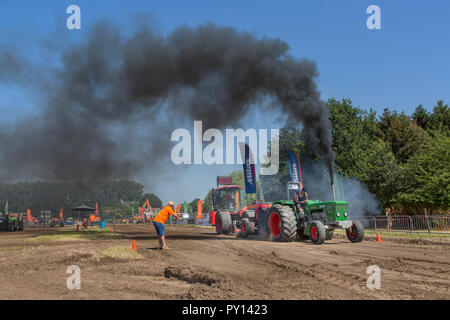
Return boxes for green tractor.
[258,181,364,244]
[0,212,24,232]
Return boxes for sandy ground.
[0,224,448,300]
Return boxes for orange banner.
[196,200,203,220]
[59,208,63,218]
[176,204,181,213]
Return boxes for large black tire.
[240,218,255,238]
[267,204,297,242]
[346,220,364,243]
[215,211,232,235]
[309,220,326,244]
[257,208,270,241]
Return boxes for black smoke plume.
[0,22,334,181]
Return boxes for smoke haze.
[0,21,334,182]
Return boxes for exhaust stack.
[331,183,336,201]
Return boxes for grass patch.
[101,245,143,260]
[26,227,123,242]
[334,229,450,239]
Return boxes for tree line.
[0,180,162,218]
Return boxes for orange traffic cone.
[132,240,137,250]
[376,233,382,242]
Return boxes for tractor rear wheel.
[267,205,297,242]
[310,220,326,244]
[346,220,364,243]
[240,218,255,238]
[215,211,232,235]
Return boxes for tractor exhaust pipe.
[331,183,336,201]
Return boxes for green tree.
[141,193,162,208]
[429,100,450,132]
[378,109,431,163]
[399,133,450,210]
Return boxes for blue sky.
[0,1,449,203]
[1,0,449,113]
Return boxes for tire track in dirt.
[1,224,448,299]
[222,241,383,299]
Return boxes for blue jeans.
[153,221,165,236]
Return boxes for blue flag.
[239,142,257,194]
[286,149,303,185]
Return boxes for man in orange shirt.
[153,201,178,250]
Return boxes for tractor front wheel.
[346,220,364,243]
[215,211,232,235]
[267,205,297,242]
[309,220,326,244]
[240,218,255,238]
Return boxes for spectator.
[385,207,393,231]
[152,201,178,250]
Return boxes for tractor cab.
[212,185,241,212]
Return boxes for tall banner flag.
[59,208,63,218]
[196,200,203,220]
[286,149,303,187]
[238,142,257,194]
[176,204,181,213]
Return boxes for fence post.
[373,216,377,231]
[424,208,431,234]
[408,216,414,233]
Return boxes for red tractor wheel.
[346,220,364,243]
[267,205,297,242]
[269,213,282,238]
[309,220,326,244]
[239,218,255,238]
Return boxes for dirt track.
[0,224,449,300]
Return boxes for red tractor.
[211,185,241,234]
[210,179,271,236]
